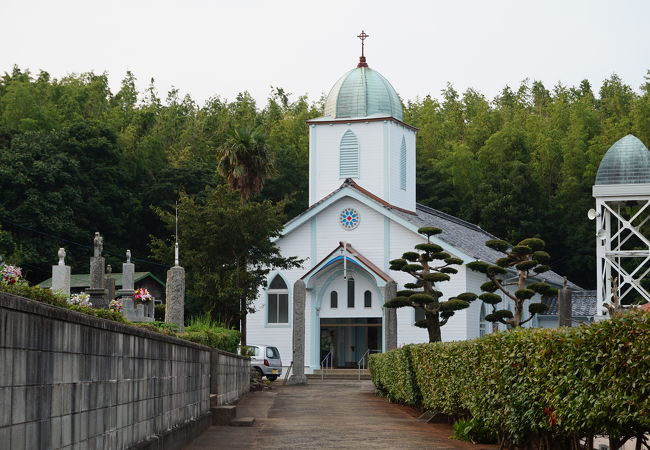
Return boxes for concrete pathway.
[184,380,496,449]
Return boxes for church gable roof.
[280,179,579,289]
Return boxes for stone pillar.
[104,265,115,305]
[51,248,71,297]
[165,265,185,331]
[87,257,107,308]
[558,289,573,327]
[383,281,398,351]
[288,279,307,385]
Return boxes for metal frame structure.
[593,183,650,316]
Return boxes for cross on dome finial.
[357,30,369,68]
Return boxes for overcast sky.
[2,0,649,106]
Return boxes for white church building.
[246,44,573,379]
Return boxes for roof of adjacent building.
[393,203,578,289]
[595,134,650,185]
[541,291,598,317]
[322,66,403,121]
[38,272,165,289]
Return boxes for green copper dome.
[595,135,650,185]
[324,66,403,121]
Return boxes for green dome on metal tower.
[323,64,403,121]
[595,135,650,185]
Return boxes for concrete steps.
[308,369,371,380]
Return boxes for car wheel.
[255,367,264,379]
[267,375,278,381]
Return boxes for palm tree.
[216,124,275,201]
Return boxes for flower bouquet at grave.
[68,292,92,307]
[133,288,153,304]
[0,264,24,285]
[109,299,123,313]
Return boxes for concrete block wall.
[0,292,211,450]
[209,349,250,406]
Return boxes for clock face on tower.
[339,208,360,230]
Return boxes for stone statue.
[57,248,66,266]
[126,249,131,263]
[106,264,112,275]
[93,232,103,258]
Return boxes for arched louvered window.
[400,136,407,190]
[267,275,288,324]
[330,291,338,308]
[364,290,372,308]
[340,130,359,178]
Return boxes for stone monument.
[87,232,108,308]
[104,265,116,305]
[50,248,71,297]
[119,250,154,322]
[165,242,185,331]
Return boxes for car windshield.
[266,347,280,359]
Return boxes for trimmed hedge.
[369,344,420,405]
[369,311,650,445]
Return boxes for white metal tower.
[592,134,650,317]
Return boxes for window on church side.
[414,307,425,323]
[364,290,371,308]
[267,275,289,324]
[347,277,355,307]
[400,136,406,190]
[479,303,487,337]
[330,291,338,308]
[340,129,359,178]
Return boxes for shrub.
[452,418,498,444]
[369,311,650,446]
[68,305,127,323]
[180,328,240,353]
[0,282,68,307]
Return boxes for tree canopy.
[1,65,650,323]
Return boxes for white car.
[246,344,283,381]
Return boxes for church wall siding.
[387,122,417,211]
[247,220,312,369]
[311,122,386,206]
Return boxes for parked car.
[245,344,283,381]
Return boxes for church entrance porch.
[320,318,382,368]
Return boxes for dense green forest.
[1,65,649,295]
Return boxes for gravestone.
[165,264,185,331]
[87,232,108,308]
[119,250,153,322]
[50,248,71,297]
[104,265,116,305]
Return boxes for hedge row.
[369,311,650,445]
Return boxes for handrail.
[320,351,332,380]
[358,349,381,380]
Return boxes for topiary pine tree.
[467,237,556,328]
[384,226,477,342]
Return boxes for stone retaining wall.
[210,349,250,406]
[0,292,211,449]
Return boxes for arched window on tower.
[340,130,359,178]
[364,290,372,308]
[330,291,338,309]
[400,136,407,190]
[267,275,288,324]
[347,276,355,308]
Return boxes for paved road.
[184,380,495,449]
